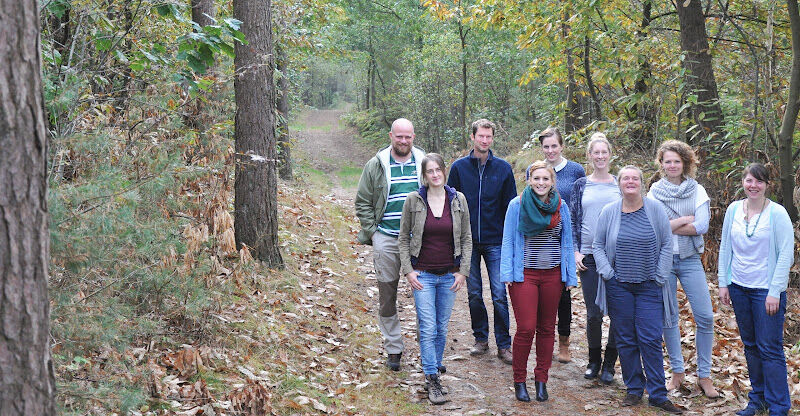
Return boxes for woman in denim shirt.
[718,163,794,416]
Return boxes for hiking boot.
[497,348,513,365]
[649,399,683,414]
[386,353,401,371]
[470,340,489,356]
[621,394,641,407]
[425,374,449,405]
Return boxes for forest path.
[290,108,704,415]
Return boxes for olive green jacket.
[355,146,426,244]
[397,186,472,277]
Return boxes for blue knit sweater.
[555,160,586,206]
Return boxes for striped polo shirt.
[523,222,562,270]
[614,207,657,283]
[377,155,419,237]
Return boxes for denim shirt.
[499,196,577,287]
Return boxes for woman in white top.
[647,140,717,398]
[718,163,793,416]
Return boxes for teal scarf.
[518,186,561,237]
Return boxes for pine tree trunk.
[276,43,293,180]
[675,0,724,145]
[778,0,800,222]
[0,0,57,413]
[233,0,284,267]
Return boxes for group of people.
[355,118,794,415]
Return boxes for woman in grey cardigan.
[592,166,682,414]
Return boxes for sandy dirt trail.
[292,109,711,416]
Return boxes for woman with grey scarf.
[647,140,718,398]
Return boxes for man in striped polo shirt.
[356,118,425,371]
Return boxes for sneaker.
[649,399,683,414]
[426,374,449,405]
[424,375,449,395]
[621,394,641,407]
[469,340,489,356]
[497,348,513,365]
[386,353,401,371]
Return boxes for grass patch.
[336,165,363,189]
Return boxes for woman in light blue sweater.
[718,163,794,416]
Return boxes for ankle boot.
[557,335,571,363]
[584,347,602,379]
[599,347,617,385]
[535,381,548,401]
[514,382,530,402]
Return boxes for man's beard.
[393,145,411,157]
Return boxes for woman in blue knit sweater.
[537,127,585,363]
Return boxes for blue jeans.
[580,255,616,350]
[606,277,667,404]
[729,283,790,415]
[663,254,714,377]
[467,244,511,349]
[413,271,457,375]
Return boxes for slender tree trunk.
[459,22,469,148]
[233,0,284,267]
[0,0,57,413]
[563,18,581,133]
[778,0,800,222]
[675,0,724,145]
[633,0,656,148]
[583,36,602,121]
[276,43,293,180]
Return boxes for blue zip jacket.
[499,196,577,287]
[448,150,517,245]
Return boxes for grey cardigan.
[592,197,676,328]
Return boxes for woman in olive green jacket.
[398,153,471,405]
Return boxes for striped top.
[614,207,657,283]
[377,155,419,237]
[523,222,562,270]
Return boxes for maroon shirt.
[415,194,455,271]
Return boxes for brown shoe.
[666,372,684,391]
[557,335,571,363]
[649,399,683,414]
[497,348,513,365]
[697,377,720,399]
[470,341,489,356]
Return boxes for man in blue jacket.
[447,119,517,364]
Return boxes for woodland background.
[5,0,800,413]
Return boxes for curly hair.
[655,140,699,178]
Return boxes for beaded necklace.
[743,198,767,238]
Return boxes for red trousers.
[509,267,563,383]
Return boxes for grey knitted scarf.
[649,177,705,258]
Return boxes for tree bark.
[0,0,57,413]
[191,0,216,28]
[633,0,656,149]
[276,42,293,180]
[675,0,724,145]
[459,21,469,148]
[233,0,284,267]
[563,18,581,134]
[778,0,800,222]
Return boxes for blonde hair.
[586,132,612,170]
[525,160,557,192]
[655,140,699,178]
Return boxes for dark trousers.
[509,267,562,383]
[606,277,667,404]
[729,283,791,415]
[580,255,616,350]
[557,285,571,337]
